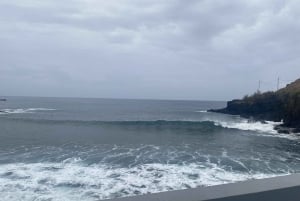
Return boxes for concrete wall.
[104,174,300,201]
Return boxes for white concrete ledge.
[104,174,300,201]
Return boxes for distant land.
[210,78,300,133]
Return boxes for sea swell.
[0,118,225,130]
[0,108,287,136]
[1,116,297,139]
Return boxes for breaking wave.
[0,108,56,114]
[214,120,281,134]
[2,117,297,139]
[0,159,283,201]
[195,110,208,113]
[212,119,299,140]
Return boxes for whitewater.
[0,97,300,201]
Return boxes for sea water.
[1,97,300,200]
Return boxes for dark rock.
[275,126,291,134]
[294,128,300,133]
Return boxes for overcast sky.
[1,0,300,100]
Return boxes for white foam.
[0,160,283,201]
[195,110,208,113]
[0,108,56,114]
[213,119,298,140]
[214,120,280,134]
[27,108,56,111]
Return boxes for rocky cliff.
[210,79,300,132]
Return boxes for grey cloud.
[0,0,300,100]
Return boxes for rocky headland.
[210,79,300,134]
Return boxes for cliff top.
[278,79,300,95]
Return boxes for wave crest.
[1,114,297,139]
[0,108,56,114]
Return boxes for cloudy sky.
[1,0,300,100]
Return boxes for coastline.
[209,78,300,134]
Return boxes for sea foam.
[212,119,298,140]
[0,160,283,201]
[195,110,208,113]
[214,120,280,134]
[0,108,56,114]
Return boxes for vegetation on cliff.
[211,79,300,130]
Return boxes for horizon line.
[0,95,227,102]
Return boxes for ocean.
[1,96,300,201]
